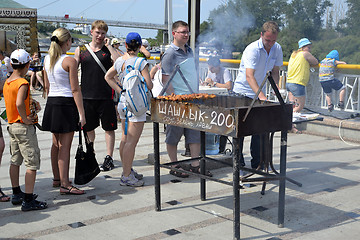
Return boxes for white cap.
[111,38,120,45]
[10,49,31,65]
[142,39,149,46]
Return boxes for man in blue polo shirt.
[233,21,283,169]
[161,20,211,178]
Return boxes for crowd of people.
[0,19,348,211]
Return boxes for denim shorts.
[320,79,344,94]
[286,83,306,97]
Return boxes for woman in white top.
[42,28,86,195]
[105,32,152,187]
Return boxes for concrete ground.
[1,91,360,240]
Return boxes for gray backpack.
[121,57,151,117]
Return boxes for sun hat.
[126,32,142,45]
[326,50,339,61]
[111,38,120,45]
[142,39,149,47]
[10,49,31,65]
[207,56,221,67]
[298,38,312,49]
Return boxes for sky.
[14,0,225,38]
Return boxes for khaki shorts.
[7,123,40,170]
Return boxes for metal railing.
[192,59,360,114]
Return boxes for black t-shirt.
[79,44,113,100]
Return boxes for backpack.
[121,57,151,117]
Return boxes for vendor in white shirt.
[204,56,232,90]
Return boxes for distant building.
[73,23,90,35]
[0,0,38,54]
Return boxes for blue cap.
[298,38,312,48]
[326,50,339,61]
[126,32,142,45]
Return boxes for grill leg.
[154,122,161,211]
[278,130,287,227]
[233,137,241,240]
[200,131,206,201]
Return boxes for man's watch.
[214,82,217,87]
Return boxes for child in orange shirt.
[3,49,47,211]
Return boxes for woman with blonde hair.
[42,28,86,194]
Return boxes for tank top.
[3,78,31,123]
[44,54,73,97]
[79,44,113,100]
[287,51,310,86]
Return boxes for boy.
[319,50,347,112]
[3,49,47,211]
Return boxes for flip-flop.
[0,188,10,202]
[60,186,85,195]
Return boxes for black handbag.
[74,127,100,185]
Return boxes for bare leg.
[36,71,44,87]
[339,88,346,102]
[24,169,36,194]
[325,94,332,106]
[87,130,95,142]
[29,71,36,90]
[120,122,144,177]
[51,134,60,181]
[189,143,200,167]
[166,144,178,163]
[105,130,115,157]
[53,132,75,187]
[9,164,20,188]
[293,96,306,113]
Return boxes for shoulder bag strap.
[85,44,107,74]
[78,123,83,146]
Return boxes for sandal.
[189,165,213,177]
[0,188,10,202]
[53,179,72,188]
[169,165,189,178]
[60,186,85,195]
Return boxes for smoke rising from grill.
[197,5,255,58]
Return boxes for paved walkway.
[1,91,360,239]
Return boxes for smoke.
[196,3,255,58]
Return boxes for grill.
[151,79,296,239]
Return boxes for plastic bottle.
[205,132,220,155]
[0,60,8,81]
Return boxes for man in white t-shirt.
[233,21,283,170]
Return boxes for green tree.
[337,0,360,36]
[283,0,332,40]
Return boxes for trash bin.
[205,132,219,155]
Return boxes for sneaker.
[11,192,38,205]
[337,101,345,110]
[100,155,115,171]
[120,172,144,187]
[131,168,143,180]
[21,199,48,211]
[328,104,334,112]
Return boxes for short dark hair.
[207,56,221,67]
[261,21,280,34]
[172,20,188,31]
[11,62,28,70]
[126,40,141,53]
